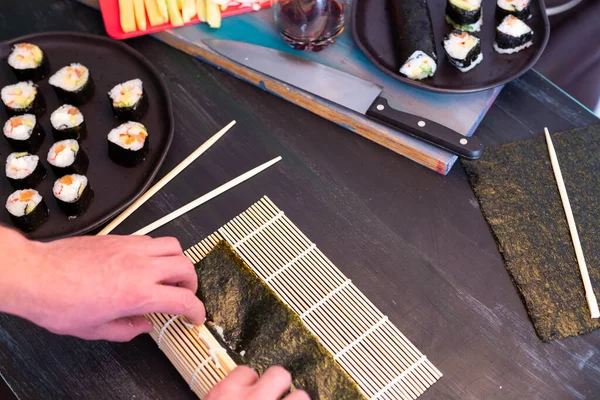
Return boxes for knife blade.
[204,39,484,159]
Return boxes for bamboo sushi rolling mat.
[147,196,442,399]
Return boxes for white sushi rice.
[108,122,148,151]
[3,114,36,140]
[6,153,39,180]
[498,15,532,37]
[497,0,530,12]
[444,31,480,63]
[47,139,79,167]
[494,41,533,54]
[6,189,42,217]
[49,63,89,91]
[399,51,437,80]
[51,105,84,130]
[1,82,37,110]
[108,79,143,107]
[53,174,87,203]
[8,43,44,70]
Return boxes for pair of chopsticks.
[544,127,599,319]
[97,120,281,236]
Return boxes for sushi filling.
[399,51,437,80]
[3,114,36,141]
[51,105,84,130]
[53,174,94,217]
[109,79,144,109]
[6,189,42,217]
[494,15,533,53]
[1,82,37,110]
[8,43,44,70]
[6,153,40,180]
[446,0,482,27]
[444,31,483,72]
[497,0,531,20]
[49,63,89,92]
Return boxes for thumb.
[92,316,153,342]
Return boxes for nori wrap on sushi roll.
[443,30,483,73]
[49,63,95,106]
[445,0,483,32]
[1,81,45,117]
[50,104,87,141]
[53,174,94,218]
[195,242,365,400]
[107,122,149,167]
[389,0,438,81]
[496,0,531,21]
[7,43,50,82]
[47,139,89,176]
[5,152,46,190]
[5,189,49,232]
[3,114,45,153]
[494,15,534,54]
[108,79,148,121]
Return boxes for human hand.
[0,227,204,342]
[206,366,310,400]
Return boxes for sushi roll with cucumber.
[446,0,483,32]
[7,43,49,82]
[3,114,45,153]
[443,30,483,73]
[108,79,147,121]
[494,15,534,54]
[108,121,149,167]
[6,189,49,232]
[1,81,45,117]
[49,63,94,105]
[47,139,89,176]
[497,0,531,20]
[50,104,86,141]
[5,152,46,189]
[53,174,94,218]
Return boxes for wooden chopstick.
[544,127,599,319]
[131,156,282,236]
[97,120,236,236]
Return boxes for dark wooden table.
[1,1,599,399]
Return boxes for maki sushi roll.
[108,79,147,121]
[50,104,86,141]
[7,43,49,81]
[5,189,49,232]
[497,0,531,20]
[443,30,483,73]
[1,81,45,117]
[108,121,149,167]
[49,63,94,105]
[5,152,46,189]
[494,15,534,54]
[53,174,94,218]
[399,51,437,82]
[47,139,89,176]
[3,114,45,153]
[446,0,483,32]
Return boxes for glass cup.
[271,0,349,51]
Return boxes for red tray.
[99,0,271,40]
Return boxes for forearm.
[0,225,34,317]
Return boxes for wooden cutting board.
[78,0,502,175]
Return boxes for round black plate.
[0,32,174,240]
[352,0,550,93]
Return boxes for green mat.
[462,125,600,341]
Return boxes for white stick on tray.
[544,127,600,319]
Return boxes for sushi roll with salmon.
[50,104,86,141]
[7,43,49,82]
[49,63,94,105]
[6,189,49,232]
[446,0,483,32]
[1,81,45,117]
[53,174,94,218]
[5,152,46,189]
[47,139,89,176]
[108,79,147,121]
[3,114,45,153]
[494,15,534,54]
[443,30,483,73]
[108,121,149,167]
[497,0,531,20]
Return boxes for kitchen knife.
[204,39,484,160]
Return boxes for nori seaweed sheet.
[195,241,365,399]
[495,29,534,50]
[389,0,437,66]
[461,125,600,341]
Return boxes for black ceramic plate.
[0,32,174,240]
[352,0,550,93]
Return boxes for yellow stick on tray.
[196,0,206,21]
[206,0,221,28]
[181,0,197,22]
[118,0,136,32]
[145,0,166,26]
[166,0,184,26]
[156,0,169,23]
[133,0,147,30]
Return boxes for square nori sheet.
[194,241,365,399]
[461,125,600,341]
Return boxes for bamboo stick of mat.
[97,120,236,236]
[544,127,600,319]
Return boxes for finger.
[89,316,153,342]
[284,390,311,400]
[251,366,293,399]
[224,365,259,387]
[142,237,183,257]
[139,286,205,324]
[151,255,198,293]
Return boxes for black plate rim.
[1,31,174,240]
[351,0,551,94]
